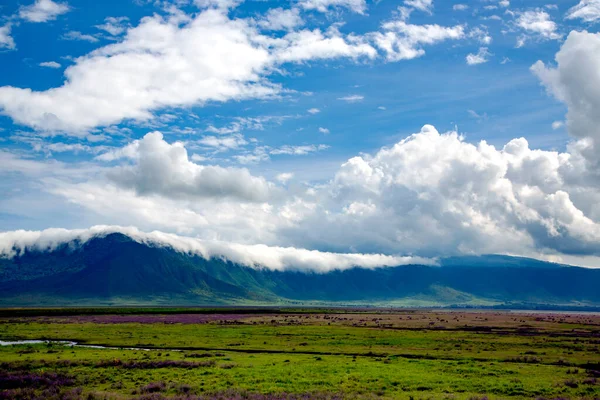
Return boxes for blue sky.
[1,0,600,267]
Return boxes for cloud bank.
[0,226,434,273]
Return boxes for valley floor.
[0,309,599,399]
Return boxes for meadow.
[0,309,598,399]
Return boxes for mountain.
[0,233,599,307]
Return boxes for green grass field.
[0,309,598,399]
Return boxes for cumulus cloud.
[0,226,434,272]
[566,0,600,23]
[532,31,600,159]
[280,125,600,258]
[19,0,70,23]
[100,131,275,202]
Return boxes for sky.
[1,0,600,268]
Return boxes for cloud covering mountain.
[0,226,433,273]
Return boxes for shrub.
[140,381,167,393]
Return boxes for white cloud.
[95,141,140,162]
[499,0,510,7]
[276,172,294,183]
[297,0,367,14]
[285,125,600,258]
[273,28,377,63]
[566,0,600,23]
[96,17,130,36]
[404,0,433,14]
[0,226,434,272]
[0,24,15,50]
[466,47,491,65]
[19,0,70,23]
[532,30,600,159]
[453,4,468,11]
[319,127,330,134]
[0,10,275,134]
[191,154,207,162]
[307,108,320,114]
[259,8,303,31]
[373,19,465,61]
[100,131,275,202]
[337,94,364,102]
[552,121,564,130]
[516,10,560,41]
[39,61,61,68]
[0,9,379,134]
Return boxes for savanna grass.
[0,309,598,399]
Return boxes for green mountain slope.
[1,233,599,307]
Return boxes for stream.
[0,340,179,351]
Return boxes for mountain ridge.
[1,233,598,307]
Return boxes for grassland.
[0,309,598,399]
